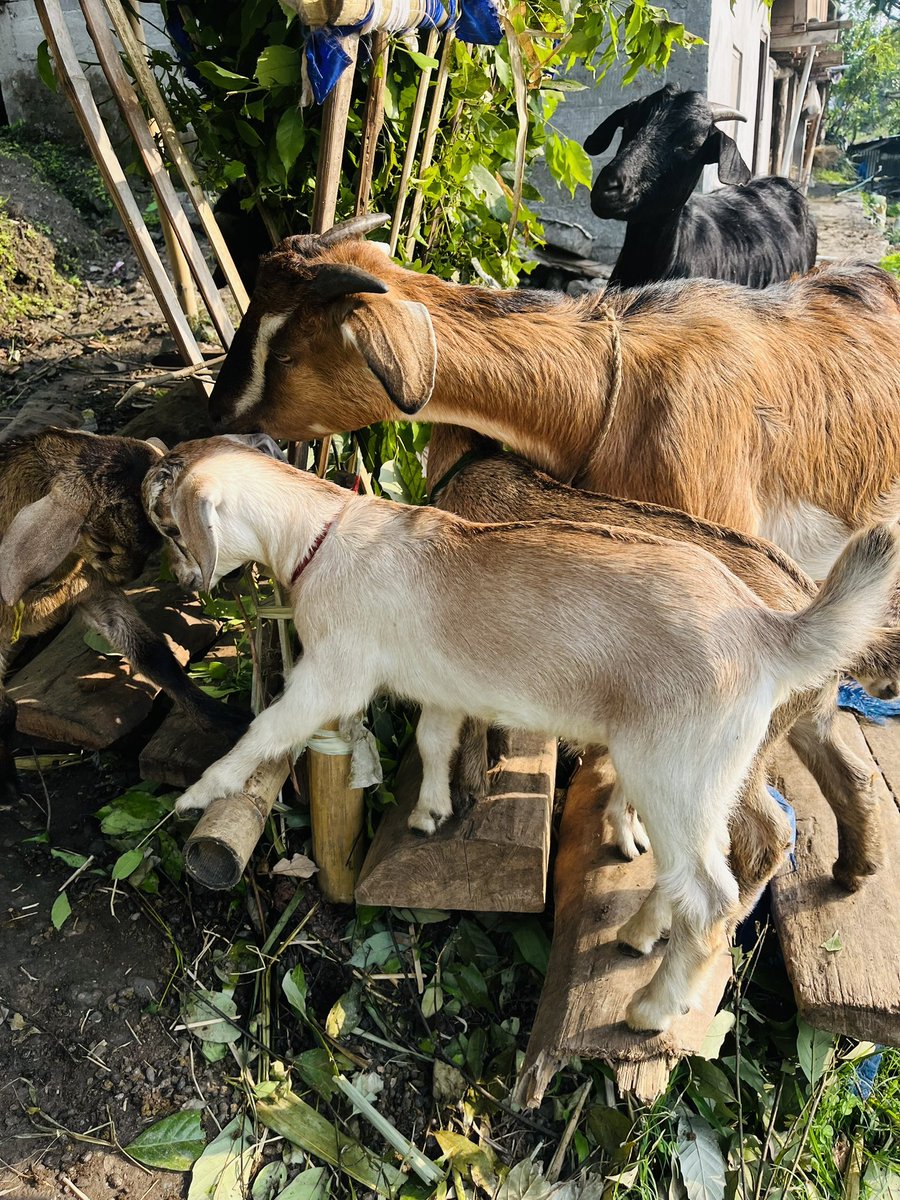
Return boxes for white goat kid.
[143,437,900,1034]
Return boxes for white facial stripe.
[231,312,291,419]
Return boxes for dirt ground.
[0,158,894,1200]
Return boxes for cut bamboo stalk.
[307,724,366,904]
[103,0,250,314]
[312,31,361,233]
[184,756,293,889]
[79,0,235,347]
[355,31,389,216]
[34,0,209,390]
[404,32,454,258]
[389,28,439,256]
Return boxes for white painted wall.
[703,0,772,188]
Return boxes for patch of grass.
[0,121,111,220]
[815,166,856,185]
[881,252,900,277]
[0,198,70,327]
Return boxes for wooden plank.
[103,0,250,315]
[858,718,900,813]
[79,0,235,346]
[8,576,219,750]
[311,32,360,234]
[771,713,900,1044]
[34,0,209,393]
[405,33,454,257]
[388,28,439,256]
[355,31,389,216]
[515,755,732,1108]
[771,28,842,50]
[355,733,556,912]
[139,639,240,787]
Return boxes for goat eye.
[272,352,291,366]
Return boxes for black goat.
[585,84,817,289]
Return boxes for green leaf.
[188,1115,257,1200]
[252,1161,289,1200]
[36,40,58,93]
[511,921,550,975]
[256,45,302,89]
[820,930,843,953]
[348,931,398,970]
[276,108,306,173]
[406,49,440,71]
[281,965,308,1018]
[50,848,89,869]
[496,1158,552,1200]
[676,1113,726,1200]
[324,987,362,1039]
[696,1010,735,1060]
[864,1162,900,1199]
[797,1018,834,1085]
[182,989,242,1044]
[51,891,71,930]
[435,1131,498,1193]
[195,61,255,91]
[96,790,170,835]
[83,630,122,657]
[112,848,144,881]
[294,1048,337,1100]
[275,1166,330,1200]
[126,1111,206,1171]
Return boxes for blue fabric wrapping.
[305,0,501,102]
[838,678,900,724]
[852,1048,884,1100]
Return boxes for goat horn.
[318,213,391,246]
[709,103,747,124]
[313,263,389,300]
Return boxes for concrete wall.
[0,0,170,141]
[532,0,774,264]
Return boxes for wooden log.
[102,0,250,315]
[7,576,219,750]
[404,32,454,257]
[355,31,389,217]
[34,0,209,392]
[355,732,556,912]
[857,717,900,810]
[770,713,900,1044]
[389,28,439,256]
[79,0,235,347]
[515,754,733,1109]
[312,32,360,234]
[139,639,240,788]
[308,723,366,904]
[183,756,293,890]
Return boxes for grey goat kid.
[0,428,247,801]
[144,436,900,1034]
[586,84,817,288]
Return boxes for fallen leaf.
[272,854,318,879]
[820,930,843,953]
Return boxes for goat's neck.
[610,211,684,288]
[416,289,616,482]
[245,475,349,588]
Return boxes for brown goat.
[0,428,247,801]
[209,225,900,580]
[427,425,899,904]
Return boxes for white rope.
[306,727,353,756]
[305,719,384,788]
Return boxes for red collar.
[291,518,336,585]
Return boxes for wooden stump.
[8,577,218,749]
[308,724,366,905]
[771,713,900,1044]
[515,754,732,1108]
[355,732,556,912]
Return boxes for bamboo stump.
[184,757,292,890]
[355,732,556,912]
[515,753,732,1108]
[770,713,900,1044]
[307,724,366,904]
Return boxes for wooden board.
[355,732,556,912]
[139,639,240,787]
[858,718,900,813]
[515,755,732,1108]
[770,713,900,1044]
[8,577,219,750]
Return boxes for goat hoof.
[617,940,646,958]
[625,988,673,1033]
[407,808,443,836]
[832,855,879,892]
[175,792,211,817]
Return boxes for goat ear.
[0,488,89,605]
[172,483,220,592]
[225,433,287,461]
[584,106,629,155]
[703,129,751,186]
[145,437,169,455]
[343,297,437,416]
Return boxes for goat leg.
[449,716,491,814]
[410,706,465,835]
[78,589,250,738]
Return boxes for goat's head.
[142,434,286,592]
[0,430,164,606]
[585,84,750,220]
[208,214,437,439]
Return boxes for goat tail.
[770,522,900,693]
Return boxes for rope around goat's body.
[592,300,622,460]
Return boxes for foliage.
[149,0,701,285]
[881,251,900,275]
[828,2,900,144]
[0,121,111,221]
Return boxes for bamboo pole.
[389,28,439,256]
[34,0,210,392]
[404,32,454,258]
[307,731,365,903]
[312,32,361,233]
[355,31,389,216]
[79,0,235,347]
[103,0,250,314]
[780,44,815,179]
